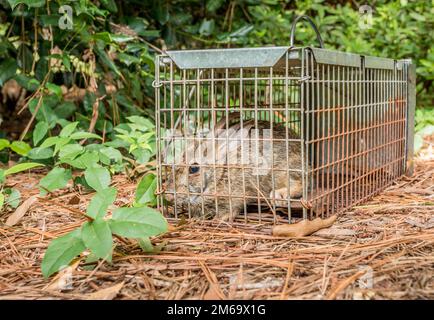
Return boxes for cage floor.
[165,172,400,225]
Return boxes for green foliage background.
[0,0,432,144]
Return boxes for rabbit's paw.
[214,207,241,222]
[270,188,289,207]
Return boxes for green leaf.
[0,58,17,86]
[99,147,123,165]
[10,141,31,156]
[61,151,99,169]
[46,83,63,100]
[8,0,46,10]
[58,143,84,161]
[4,162,44,175]
[5,188,20,208]
[41,228,85,278]
[33,121,49,146]
[84,166,111,192]
[27,147,53,160]
[81,220,113,260]
[100,0,118,13]
[59,122,79,138]
[40,136,60,148]
[53,137,71,155]
[39,167,71,195]
[135,173,157,206]
[0,193,4,210]
[109,207,168,238]
[69,132,102,140]
[86,187,117,219]
[0,139,10,151]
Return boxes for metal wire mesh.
[155,47,412,224]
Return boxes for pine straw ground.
[0,150,433,300]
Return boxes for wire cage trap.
[154,16,416,224]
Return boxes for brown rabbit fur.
[165,115,305,221]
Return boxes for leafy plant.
[0,139,32,157]
[33,121,124,194]
[111,116,156,164]
[0,162,44,210]
[41,168,168,278]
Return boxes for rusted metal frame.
[183,68,192,219]
[224,68,235,217]
[308,118,405,144]
[253,67,262,221]
[269,66,278,223]
[239,68,248,221]
[284,51,292,221]
[300,48,308,219]
[317,63,324,218]
[326,63,332,217]
[194,68,207,218]
[310,155,405,203]
[168,59,180,219]
[155,55,163,214]
[210,68,220,218]
[309,136,406,193]
[160,107,301,112]
[157,76,300,85]
[405,62,415,176]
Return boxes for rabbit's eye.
[189,165,200,174]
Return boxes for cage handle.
[289,15,324,49]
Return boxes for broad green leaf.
[39,167,71,195]
[7,0,45,10]
[40,136,60,148]
[0,139,10,151]
[70,132,102,140]
[53,137,71,155]
[27,147,53,160]
[59,122,79,138]
[33,121,49,146]
[99,147,122,165]
[4,162,44,175]
[126,116,155,129]
[81,220,113,260]
[61,151,99,169]
[100,0,118,13]
[0,193,4,210]
[46,83,62,100]
[86,187,117,219]
[0,58,17,86]
[84,166,111,192]
[0,170,4,184]
[58,143,84,161]
[135,174,157,206]
[41,229,85,278]
[109,207,168,238]
[5,188,20,208]
[10,141,31,156]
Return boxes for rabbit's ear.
[213,112,241,131]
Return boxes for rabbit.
[164,113,305,222]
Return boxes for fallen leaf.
[86,282,124,300]
[272,215,338,238]
[5,195,38,226]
